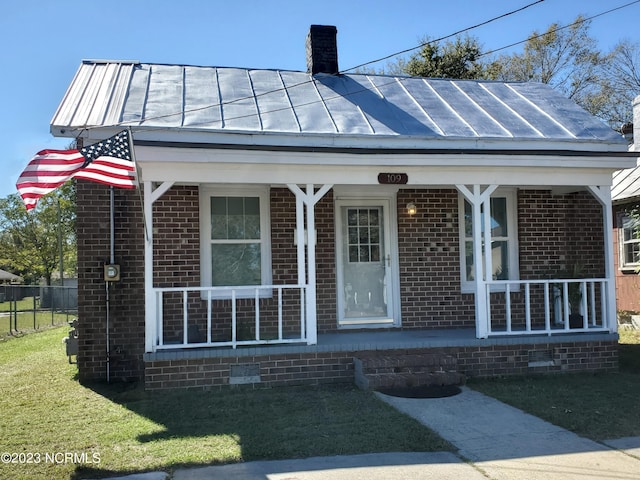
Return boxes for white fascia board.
[137,159,617,188]
[134,144,636,171]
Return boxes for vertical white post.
[588,185,617,333]
[295,194,306,286]
[182,290,189,345]
[456,184,497,339]
[287,183,332,345]
[231,289,237,348]
[602,191,617,333]
[474,193,487,338]
[144,181,174,353]
[144,181,156,352]
[207,290,212,344]
[305,184,318,345]
[481,188,494,336]
[255,288,260,341]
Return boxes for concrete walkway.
[378,387,640,480]
[96,387,640,480]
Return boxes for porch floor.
[144,327,617,362]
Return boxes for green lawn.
[3,324,639,479]
[469,329,640,441]
[0,326,451,480]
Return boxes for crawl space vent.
[528,350,555,368]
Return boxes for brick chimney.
[306,25,338,75]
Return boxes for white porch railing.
[485,278,611,336]
[153,284,307,350]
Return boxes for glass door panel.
[337,203,393,325]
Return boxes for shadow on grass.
[72,381,452,479]
[620,343,640,373]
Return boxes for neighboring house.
[51,26,635,389]
[0,269,22,284]
[612,116,640,313]
[0,270,23,303]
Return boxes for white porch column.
[287,183,333,345]
[588,185,618,333]
[144,180,174,353]
[456,184,498,339]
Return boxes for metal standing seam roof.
[51,60,625,148]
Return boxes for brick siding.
[76,182,615,385]
[144,339,618,390]
[76,180,145,382]
[397,189,475,328]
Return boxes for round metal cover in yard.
[377,384,462,398]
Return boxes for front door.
[336,199,396,327]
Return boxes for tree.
[487,15,631,129]
[488,17,606,99]
[597,39,640,128]
[400,35,488,80]
[0,181,76,285]
[389,16,640,128]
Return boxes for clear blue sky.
[2,0,639,199]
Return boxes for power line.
[341,0,546,73]
[480,0,640,58]
[116,1,550,130]
[80,0,639,134]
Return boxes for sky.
[2,0,639,199]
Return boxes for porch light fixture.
[406,203,417,215]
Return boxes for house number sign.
[378,173,408,184]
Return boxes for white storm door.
[336,200,395,326]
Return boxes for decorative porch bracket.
[144,180,175,352]
[587,185,617,333]
[287,183,333,345]
[456,184,498,339]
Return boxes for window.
[619,211,640,270]
[347,208,382,263]
[459,190,518,292]
[200,187,271,296]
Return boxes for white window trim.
[199,185,272,298]
[458,188,519,294]
[618,211,640,272]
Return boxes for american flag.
[16,130,136,210]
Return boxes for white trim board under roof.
[51,61,628,154]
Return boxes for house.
[0,269,22,284]
[51,26,635,389]
[612,111,640,314]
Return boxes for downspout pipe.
[106,186,115,383]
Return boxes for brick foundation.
[143,338,618,390]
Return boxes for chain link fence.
[0,284,78,336]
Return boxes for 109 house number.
[377,173,408,184]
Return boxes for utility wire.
[480,0,640,57]
[113,1,550,129]
[341,0,545,73]
[136,1,548,126]
[79,0,639,134]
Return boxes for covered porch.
[138,153,620,355]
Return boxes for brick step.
[356,370,465,390]
[353,353,465,391]
[354,353,457,372]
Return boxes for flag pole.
[127,128,149,242]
